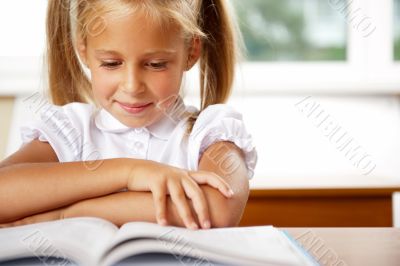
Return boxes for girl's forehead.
[86,10,185,54]
[90,5,183,37]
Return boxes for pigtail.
[199,0,237,108]
[46,0,92,105]
[186,0,241,134]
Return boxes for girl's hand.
[126,160,234,230]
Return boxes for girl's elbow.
[212,212,239,228]
[210,194,248,228]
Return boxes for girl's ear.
[76,37,89,67]
[186,36,201,71]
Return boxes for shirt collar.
[94,97,192,140]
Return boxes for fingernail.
[229,189,234,196]
[159,219,167,226]
[190,222,198,230]
[203,220,210,229]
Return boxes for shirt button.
[134,141,144,150]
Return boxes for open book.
[0,217,317,266]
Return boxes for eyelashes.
[100,61,122,68]
[99,61,168,70]
[148,62,167,69]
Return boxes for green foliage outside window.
[394,0,400,60]
[231,0,347,61]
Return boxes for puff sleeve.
[20,103,84,162]
[187,104,257,179]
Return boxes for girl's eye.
[147,62,167,70]
[100,61,122,69]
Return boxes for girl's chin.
[118,117,149,128]
[116,112,163,129]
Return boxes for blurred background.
[0,0,400,226]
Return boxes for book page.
[0,217,118,265]
[101,222,315,266]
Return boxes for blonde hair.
[46,0,243,133]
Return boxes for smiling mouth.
[118,102,153,114]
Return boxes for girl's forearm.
[63,191,166,227]
[0,191,181,228]
[0,207,65,228]
[0,158,132,223]
[62,187,238,228]
[1,186,240,228]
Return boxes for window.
[232,0,347,61]
[223,0,400,94]
[395,0,400,60]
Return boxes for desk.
[285,227,400,266]
[240,186,400,227]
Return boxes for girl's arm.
[65,139,248,228]
[0,140,131,223]
[0,140,235,227]
[196,141,250,226]
[64,141,249,227]
[2,142,249,228]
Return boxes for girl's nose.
[120,67,145,95]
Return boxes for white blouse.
[20,98,257,178]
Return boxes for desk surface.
[285,227,400,266]
[242,187,399,227]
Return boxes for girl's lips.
[118,102,153,114]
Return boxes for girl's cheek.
[91,72,119,100]
[152,72,182,99]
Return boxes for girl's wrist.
[123,158,148,191]
[102,158,136,191]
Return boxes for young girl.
[0,0,257,230]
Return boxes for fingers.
[168,180,199,230]
[188,171,234,198]
[181,177,211,229]
[151,183,168,226]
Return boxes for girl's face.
[79,10,198,128]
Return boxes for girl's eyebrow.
[94,49,177,56]
[94,50,122,56]
[143,49,177,55]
